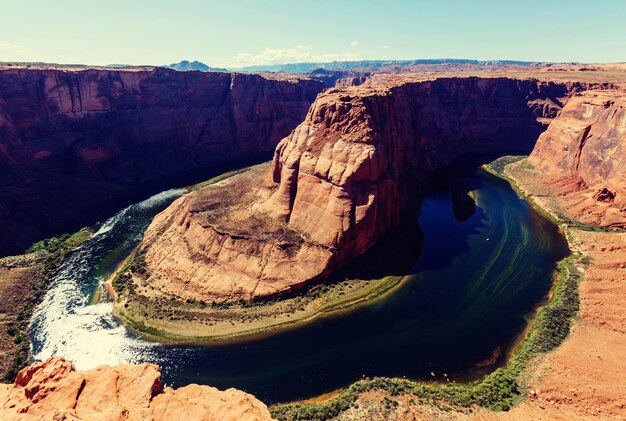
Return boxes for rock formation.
[140,77,597,303]
[306,68,371,88]
[0,357,273,420]
[529,90,626,226]
[0,67,323,256]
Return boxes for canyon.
[0,66,323,256]
[1,63,626,420]
[137,77,608,306]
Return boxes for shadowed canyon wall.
[0,68,323,255]
[142,77,604,302]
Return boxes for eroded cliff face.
[0,357,273,420]
[529,90,626,226]
[261,78,573,259]
[141,77,591,303]
[139,163,335,302]
[0,68,322,255]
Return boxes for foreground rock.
[0,357,273,420]
[0,67,322,256]
[529,90,626,226]
[140,77,600,303]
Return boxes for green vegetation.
[130,249,148,276]
[111,248,148,296]
[558,217,624,233]
[115,308,169,338]
[186,168,247,192]
[485,156,624,234]
[112,271,408,346]
[27,227,93,267]
[271,257,583,420]
[112,272,133,295]
[4,227,93,381]
[486,155,525,175]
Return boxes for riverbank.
[270,257,582,420]
[113,266,409,344]
[493,157,626,419]
[0,253,42,380]
[0,228,92,381]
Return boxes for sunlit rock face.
[0,68,323,255]
[530,90,626,226]
[0,357,274,420]
[143,77,602,303]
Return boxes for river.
[29,166,569,403]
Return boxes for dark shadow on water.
[327,221,424,282]
[451,178,477,222]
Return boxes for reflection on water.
[29,168,568,404]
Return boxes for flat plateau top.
[1,62,625,81]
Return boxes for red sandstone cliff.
[0,357,274,420]
[140,77,594,303]
[529,90,626,226]
[0,68,322,255]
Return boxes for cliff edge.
[529,90,626,226]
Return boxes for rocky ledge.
[0,357,273,420]
[529,90,626,226]
[135,76,605,304]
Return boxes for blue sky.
[1,0,624,67]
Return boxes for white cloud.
[227,45,360,68]
[351,41,359,47]
[0,42,31,55]
[0,42,30,53]
[383,45,390,49]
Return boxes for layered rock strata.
[529,90,626,226]
[140,77,594,303]
[0,357,273,420]
[0,68,323,255]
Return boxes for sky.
[1,0,625,68]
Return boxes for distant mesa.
[165,60,228,72]
[306,67,371,88]
[230,58,544,73]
